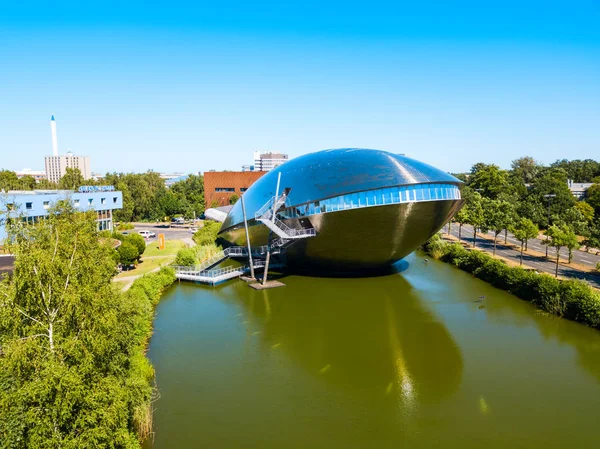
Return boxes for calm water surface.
[145,253,600,449]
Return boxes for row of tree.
[452,157,600,276]
[0,168,206,222]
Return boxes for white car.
[138,230,156,238]
[189,227,198,233]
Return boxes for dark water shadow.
[218,273,463,405]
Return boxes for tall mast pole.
[241,194,255,279]
[262,172,281,285]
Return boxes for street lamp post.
[543,194,556,258]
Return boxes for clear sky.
[1,1,598,174]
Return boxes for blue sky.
[1,1,599,174]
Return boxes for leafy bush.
[422,236,600,329]
[174,247,197,267]
[125,233,147,260]
[117,241,139,265]
[116,222,135,231]
[127,267,176,306]
[193,221,221,246]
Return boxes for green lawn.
[114,239,189,280]
[143,239,188,257]
[115,256,175,280]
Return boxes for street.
[447,223,600,289]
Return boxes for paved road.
[447,224,600,289]
[131,224,197,243]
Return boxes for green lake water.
[145,253,600,448]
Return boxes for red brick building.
[204,171,266,207]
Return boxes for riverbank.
[122,267,176,442]
[423,235,600,329]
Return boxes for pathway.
[446,224,600,289]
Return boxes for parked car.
[171,217,185,225]
[189,227,198,233]
[139,230,156,238]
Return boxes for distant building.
[0,187,123,241]
[568,179,594,199]
[16,169,46,182]
[91,172,105,182]
[160,172,186,181]
[253,151,289,172]
[204,171,266,207]
[241,165,254,172]
[44,116,91,183]
[45,152,92,183]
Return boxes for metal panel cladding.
[221,148,462,232]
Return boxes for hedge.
[423,236,600,329]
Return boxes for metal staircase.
[174,185,316,285]
[254,189,316,240]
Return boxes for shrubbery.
[173,243,221,267]
[113,231,147,265]
[193,221,221,246]
[116,222,135,231]
[174,247,197,267]
[0,204,176,448]
[423,236,600,329]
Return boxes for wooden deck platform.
[248,280,286,290]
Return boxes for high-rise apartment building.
[44,116,92,183]
[253,151,289,171]
[45,152,92,183]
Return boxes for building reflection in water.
[217,273,464,413]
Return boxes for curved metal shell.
[218,148,463,273]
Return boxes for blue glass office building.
[218,148,463,273]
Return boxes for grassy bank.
[121,267,176,442]
[423,235,600,329]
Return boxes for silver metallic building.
[217,148,463,274]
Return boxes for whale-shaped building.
[215,148,463,274]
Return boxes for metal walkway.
[174,185,316,285]
[173,261,284,285]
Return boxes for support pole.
[262,250,271,285]
[241,195,255,279]
[262,172,282,285]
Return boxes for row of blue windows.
[279,183,461,219]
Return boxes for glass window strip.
[278,183,460,219]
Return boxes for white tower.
[50,115,58,156]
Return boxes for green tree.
[528,169,575,227]
[170,174,205,219]
[229,194,239,204]
[583,220,600,252]
[117,241,139,266]
[125,233,147,261]
[174,247,197,267]
[483,199,515,256]
[544,225,578,276]
[558,206,589,237]
[466,193,485,247]
[0,202,163,447]
[58,167,85,190]
[510,217,539,265]
[575,201,595,223]
[586,183,600,215]
[511,156,541,184]
[0,169,19,191]
[468,163,510,199]
[565,227,581,264]
[550,159,600,182]
[18,175,37,190]
[453,186,475,241]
